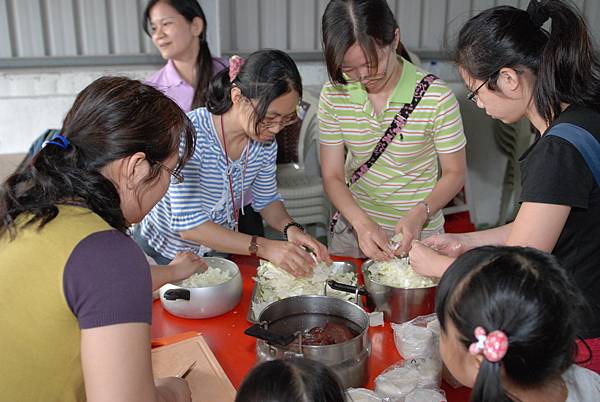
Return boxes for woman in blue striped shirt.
[135,50,329,276]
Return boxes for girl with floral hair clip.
[436,246,600,402]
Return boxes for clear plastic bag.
[403,358,442,389]
[374,364,420,402]
[391,314,439,359]
[404,388,447,402]
[347,388,383,401]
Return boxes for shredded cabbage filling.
[251,261,358,318]
[367,258,437,289]
[179,267,233,287]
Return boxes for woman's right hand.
[155,377,191,402]
[259,239,315,277]
[355,219,395,261]
[422,233,468,257]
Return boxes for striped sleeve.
[251,141,282,211]
[168,110,212,231]
[318,86,344,146]
[431,81,467,154]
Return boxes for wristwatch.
[249,235,259,257]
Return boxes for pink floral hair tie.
[468,326,509,363]
[229,55,245,82]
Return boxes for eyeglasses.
[152,160,184,185]
[261,113,299,129]
[245,98,300,129]
[466,78,489,103]
[344,47,393,84]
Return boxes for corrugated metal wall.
[219,0,600,53]
[1,0,157,57]
[1,0,599,64]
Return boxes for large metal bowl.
[250,295,371,388]
[159,257,242,319]
[362,259,437,324]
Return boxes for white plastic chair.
[276,86,332,229]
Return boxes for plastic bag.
[404,388,447,402]
[391,314,439,359]
[347,388,383,401]
[403,358,442,389]
[374,365,420,402]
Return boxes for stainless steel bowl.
[159,257,243,319]
[362,259,437,324]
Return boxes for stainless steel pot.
[159,257,242,319]
[363,259,436,323]
[245,295,370,388]
[329,260,436,324]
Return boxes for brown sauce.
[302,322,356,345]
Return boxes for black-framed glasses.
[152,160,184,185]
[466,78,489,103]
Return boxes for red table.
[151,255,470,401]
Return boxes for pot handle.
[327,280,368,296]
[244,324,297,347]
[163,289,191,301]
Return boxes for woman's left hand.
[286,226,332,265]
[409,241,454,278]
[168,251,207,282]
[393,205,428,256]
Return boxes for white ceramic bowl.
[159,257,243,319]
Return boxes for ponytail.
[533,0,600,123]
[190,24,214,108]
[2,145,126,236]
[470,361,511,402]
[205,68,234,115]
[396,41,412,63]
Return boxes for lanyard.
[220,115,250,231]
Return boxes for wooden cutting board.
[152,334,236,402]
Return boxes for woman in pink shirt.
[143,0,227,112]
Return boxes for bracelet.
[283,221,305,240]
[417,200,430,219]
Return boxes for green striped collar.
[346,57,416,111]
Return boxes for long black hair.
[0,76,196,237]
[436,246,583,402]
[321,0,412,86]
[456,0,600,124]
[144,0,215,108]
[206,49,302,135]
[235,358,347,402]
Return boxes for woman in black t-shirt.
[409,0,600,373]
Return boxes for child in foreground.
[436,246,600,401]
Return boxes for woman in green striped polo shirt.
[319,0,467,261]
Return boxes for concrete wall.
[0,60,329,154]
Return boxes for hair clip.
[42,134,71,151]
[468,326,509,363]
[229,55,245,82]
